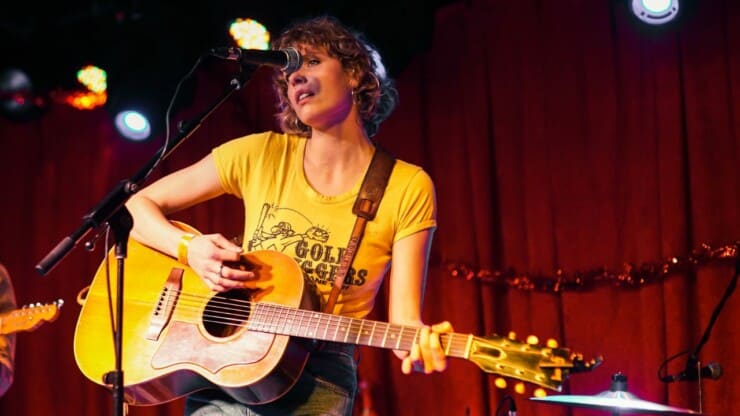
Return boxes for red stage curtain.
[1,1,739,415]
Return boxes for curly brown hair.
[272,16,398,138]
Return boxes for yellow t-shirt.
[212,132,436,318]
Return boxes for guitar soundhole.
[202,289,253,338]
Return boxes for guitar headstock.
[0,299,64,335]
[467,332,602,392]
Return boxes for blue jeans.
[184,342,357,416]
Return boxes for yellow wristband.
[177,233,196,265]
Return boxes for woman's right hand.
[185,233,255,292]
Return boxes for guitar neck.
[248,303,470,358]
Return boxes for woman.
[126,15,451,415]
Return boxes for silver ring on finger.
[219,263,225,278]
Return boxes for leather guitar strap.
[323,147,395,314]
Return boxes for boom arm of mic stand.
[35,75,247,275]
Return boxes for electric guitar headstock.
[465,332,602,392]
[0,299,64,335]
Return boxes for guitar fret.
[251,303,261,331]
[292,307,301,336]
[300,310,308,337]
[381,323,390,347]
[369,321,378,346]
[355,320,364,344]
[410,328,419,350]
[395,325,404,349]
[253,303,263,331]
[283,305,293,335]
[267,304,277,333]
[332,314,341,341]
[322,313,330,340]
[263,304,273,332]
[295,308,305,337]
[308,312,320,338]
[386,324,399,348]
[265,305,282,331]
[282,305,290,335]
[314,312,322,337]
[270,304,279,334]
[342,316,351,343]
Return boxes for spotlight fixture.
[631,0,680,25]
[114,110,151,141]
[105,66,168,142]
[229,18,270,50]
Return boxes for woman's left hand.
[401,321,454,374]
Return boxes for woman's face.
[285,45,358,132]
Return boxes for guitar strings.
[173,290,439,350]
[89,289,475,354]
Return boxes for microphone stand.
[683,244,739,413]
[35,67,252,416]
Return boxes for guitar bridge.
[146,267,183,341]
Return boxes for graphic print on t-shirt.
[247,203,368,288]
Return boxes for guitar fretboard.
[247,302,469,358]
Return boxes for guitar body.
[73,236,313,406]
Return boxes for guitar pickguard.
[151,321,277,373]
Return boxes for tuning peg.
[533,388,547,398]
[546,338,559,348]
[507,331,517,340]
[494,377,507,389]
[526,335,539,345]
[514,382,525,394]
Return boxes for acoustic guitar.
[0,299,63,335]
[74,226,597,406]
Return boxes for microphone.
[210,47,302,74]
[661,362,723,382]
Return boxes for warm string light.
[60,91,107,110]
[448,242,739,292]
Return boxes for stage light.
[77,65,107,94]
[0,67,46,122]
[229,18,270,50]
[114,110,151,141]
[56,65,107,110]
[631,0,679,25]
[61,90,107,110]
[105,69,167,142]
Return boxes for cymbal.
[530,390,701,415]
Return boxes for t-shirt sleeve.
[394,168,437,242]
